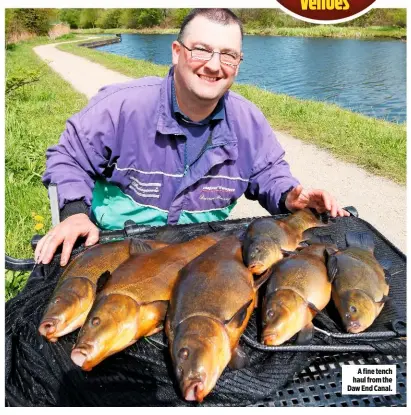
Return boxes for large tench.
[262,243,336,346]
[70,231,233,371]
[328,232,390,333]
[166,235,269,403]
[243,208,331,275]
[38,238,167,342]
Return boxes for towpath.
[33,40,407,253]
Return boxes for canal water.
[97,34,406,123]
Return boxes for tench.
[166,235,269,403]
[328,232,390,333]
[243,208,331,275]
[38,238,167,342]
[70,231,233,371]
[262,243,336,346]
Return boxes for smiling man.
[36,8,348,266]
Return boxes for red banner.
[277,0,377,22]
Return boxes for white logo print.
[130,177,161,199]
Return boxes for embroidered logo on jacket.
[200,185,235,201]
[130,177,161,199]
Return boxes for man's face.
[172,16,242,104]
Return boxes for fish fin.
[301,229,316,241]
[323,245,339,265]
[96,270,111,292]
[129,238,153,255]
[307,302,321,314]
[225,299,253,330]
[345,231,374,252]
[378,259,392,271]
[228,345,250,370]
[327,255,339,283]
[295,322,314,345]
[375,295,389,305]
[254,269,271,290]
[305,234,335,245]
[142,300,169,322]
[234,228,247,241]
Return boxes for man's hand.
[285,185,350,217]
[34,213,100,267]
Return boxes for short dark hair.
[177,9,243,42]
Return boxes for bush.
[58,9,82,29]
[96,9,123,29]
[12,9,54,35]
[48,23,71,40]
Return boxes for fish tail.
[345,231,375,252]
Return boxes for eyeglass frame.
[177,40,243,69]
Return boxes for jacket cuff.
[60,200,89,222]
[278,186,295,214]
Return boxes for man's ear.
[172,41,181,65]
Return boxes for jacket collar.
[156,66,237,150]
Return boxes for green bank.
[72,25,406,40]
[5,37,88,299]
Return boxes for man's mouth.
[198,74,220,83]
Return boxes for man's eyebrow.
[193,42,239,55]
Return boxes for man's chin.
[192,87,225,102]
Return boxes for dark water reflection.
[98,34,406,123]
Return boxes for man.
[35,9,348,267]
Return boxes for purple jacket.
[43,67,299,228]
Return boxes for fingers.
[85,227,99,247]
[60,235,78,267]
[285,185,304,211]
[34,234,49,264]
[35,214,98,267]
[37,231,65,265]
[337,208,351,217]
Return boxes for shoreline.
[72,26,406,40]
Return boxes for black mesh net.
[5,215,406,406]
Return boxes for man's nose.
[204,52,221,72]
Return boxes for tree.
[169,9,190,28]
[59,9,81,29]
[12,9,54,35]
[135,9,163,28]
[79,9,102,29]
[119,9,140,28]
[96,9,123,29]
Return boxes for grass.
[5,37,88,299]
[244,25,406,39]
[58,41,406,184]
[72,25,406,40]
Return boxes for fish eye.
[178,347,189,360]
[349,305,357,313]
[267,309,274,319]
[54,297,61,304]
[92,317,101,326]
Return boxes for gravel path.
[33,40,407,253]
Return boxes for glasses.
[178,40,243,68]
